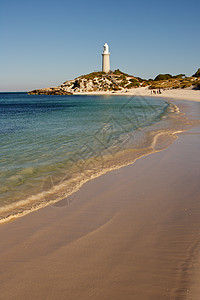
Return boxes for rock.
[28,87,73,95]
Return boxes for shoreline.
[74,87,200,102]
[0,99,199,299]
[0,99,190,224]
[0,130,180,224]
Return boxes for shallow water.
[0,93,189,221]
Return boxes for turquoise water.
[0,93,177,220]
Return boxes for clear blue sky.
[1,0,200,91]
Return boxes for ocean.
[0,93,187,222]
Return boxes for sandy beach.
[76,87,200,102]
[0,98,200,299]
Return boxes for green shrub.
[112,69,130,76]
[141,81,149,87]
[135,77,144,83]
[126,82,140,89]
[193,80,200,89]
[192,68,200,77]
[130,78,139,83]
[120,75,126,80]
[120,80,129,87]
[173,74,186,79]
[154,74,172,81]
[113,69,122,75]
[181,82,193,88]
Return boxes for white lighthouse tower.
[102,43,110,73]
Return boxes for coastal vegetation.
[150,70,200,90]
[28,68,200,95]
[154,74,173,81]
[193,68,200,77]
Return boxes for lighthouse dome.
[103,43,110,54]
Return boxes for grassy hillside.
[61,69,200,92]
[28,68,200,95]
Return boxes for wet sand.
[0,100,200,299]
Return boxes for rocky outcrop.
[28,70,142,95]
[59,70,142,93]
[28,87,73,95]
[28,68,200,95]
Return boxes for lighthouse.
[102,43,110,73]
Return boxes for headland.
[28,69,200,102]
